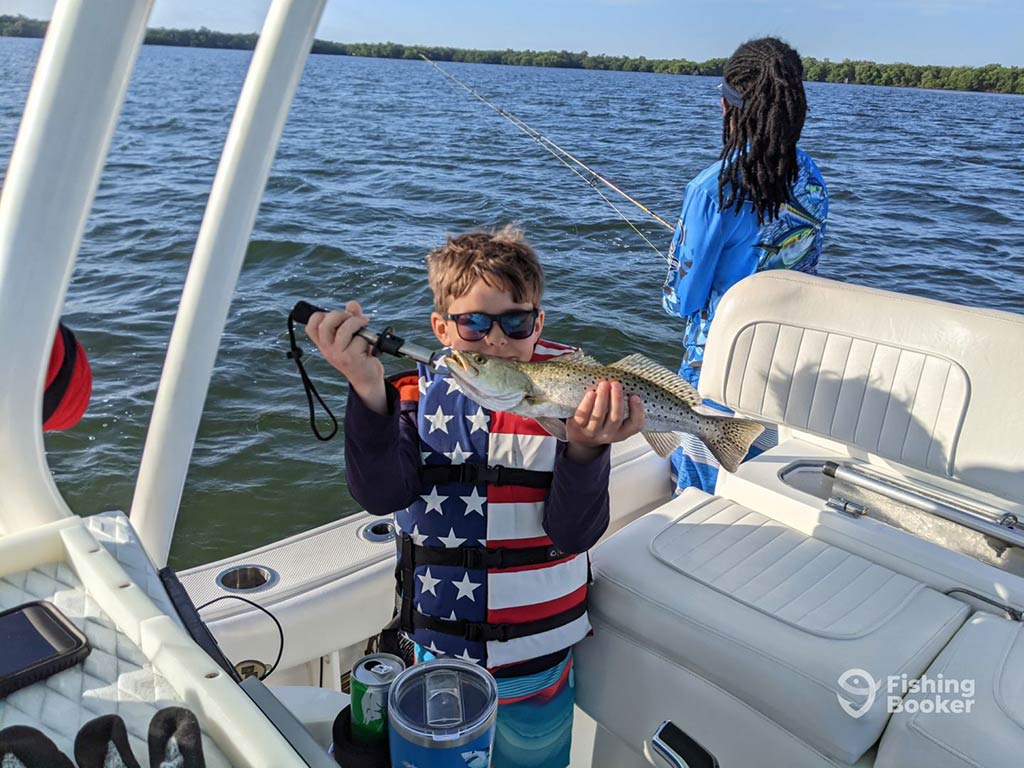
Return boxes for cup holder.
[361,519,396,543]
[216,564,278,593]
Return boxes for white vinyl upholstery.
[700,272,1024,501]
[576,624,852,768]
[650,494,930,638]
[719,325,968,475]
[876,612,1024,768]
[579,489,969,765]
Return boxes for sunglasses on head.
[717,79,745,109]
[443,308,539,342]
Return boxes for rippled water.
[2,38,1022,568]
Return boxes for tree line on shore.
[3,15,1021,95]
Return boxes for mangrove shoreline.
[2,15,1021,95]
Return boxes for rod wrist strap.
[287,313,338,441]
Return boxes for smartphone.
[0,600,91,697]
[651,720,719,768]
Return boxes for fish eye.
[473,354,485,363]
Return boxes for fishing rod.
[419,55,675,259]
[286,301,440,440]
[290,301,438,365]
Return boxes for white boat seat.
[876,611,1024,768]
[700,271,1024,502]
[579,489,970,765]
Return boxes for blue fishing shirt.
[661,147,828,385]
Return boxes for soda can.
[350,652,405,745]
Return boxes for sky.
[4,0,1023,68]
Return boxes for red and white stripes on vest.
[394,340,591,669]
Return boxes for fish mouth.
[444,349,477,376]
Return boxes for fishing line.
[420,55,674,261]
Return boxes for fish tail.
[699,414,766,473]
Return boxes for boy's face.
[431,278,544,363]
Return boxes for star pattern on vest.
[444,443,472,464]
[443,376,463,395]
[421,450,433,463]
[425,640,444,656]
[409,524,429,546]
[420,486,447,514]
[425,405,454,434]
[453,572,482,601]
[460,487,486,516]
[465,407,489,434]
[417,567,440,597]
[455,648,480,664]
[437,528,467,548]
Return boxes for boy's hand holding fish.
[564,379,645,462]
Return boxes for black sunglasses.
[443,309,539,342]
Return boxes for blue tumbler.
[387,659,498,768]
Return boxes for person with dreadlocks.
[661,37,829,493]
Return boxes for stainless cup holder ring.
[215,564,279,593]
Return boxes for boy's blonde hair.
[426,226,544,313]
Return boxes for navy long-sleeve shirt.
[344,383,611,553]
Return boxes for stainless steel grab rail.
[823,462,1024,550]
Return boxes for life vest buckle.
[459,548,489,570]
[464,622,510,643]
[417,462,554,489]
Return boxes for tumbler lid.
[387,659,498,748]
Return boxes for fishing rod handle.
[290,300,325,325]
[289,301,437,365]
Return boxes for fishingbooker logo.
[837,668,976,719]
[836,668,878,719]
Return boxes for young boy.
[306,227,643,767]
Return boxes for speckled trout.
[444,349,765,473]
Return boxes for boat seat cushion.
[699,271,1024,501]
[876,611,1024,768]
[586,488,970,764]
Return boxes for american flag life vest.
[393,340,592,670]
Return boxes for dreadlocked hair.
[718,37,807,225]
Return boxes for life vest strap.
[418,463,553,488]
[408,597,588,643]
[409,540,567,571]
